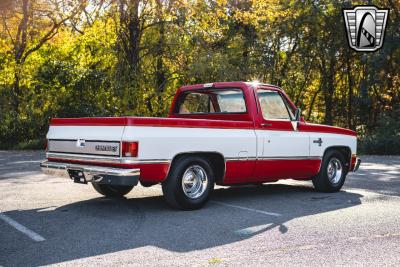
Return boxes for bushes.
[358,109,400,155]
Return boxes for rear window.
[175,88,247,114]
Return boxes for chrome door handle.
[261,123,272,128]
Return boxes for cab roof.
[178,81,283,93]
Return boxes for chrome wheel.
[327,157,343,184]
[181,165,208,199]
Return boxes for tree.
[0,0,84,113]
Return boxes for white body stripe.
[255,130,310,158]
[122,126,257,160]
[308,132,356,156]
[47,125,357,161]
[47,126,125,141]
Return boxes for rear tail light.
[122,141,139,157]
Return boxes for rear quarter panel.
[122,126,257,161]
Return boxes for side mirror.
[294,108,301,121]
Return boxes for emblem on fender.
[343,6,389,52]
[313,138,323,147]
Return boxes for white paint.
[145,186,283,216]
[235,223,274,236]
[47,124,357,163]
[37,206,58,212]
[47,125,125,141]
[256,129,310,157]
[212,201,281,217]
[0,213,45,242]
[308,131,357,156]
[123,126,257,160]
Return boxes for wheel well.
[324,146,351,172]
[169,152,225,183]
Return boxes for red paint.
[252,159,321,183]
[221,158,321,185]
[122,141,139,157]
[51,116,255,129]
[224,160,257,183]
[47,157,169,183]
[51,117,355,136]
[126,117,254,129]
[169,113,250,122]
[136,163,169,183]
[298,122,357,137]
[350,155,357,171]
[51,117,127,126]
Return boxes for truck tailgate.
[47,125,125,157]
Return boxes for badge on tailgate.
[95,144,118,152]
[77,139,85,147]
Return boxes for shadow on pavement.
[0,184,363,266]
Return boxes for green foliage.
[359,109,400,155]
[14,139,46,150]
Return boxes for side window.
[216,92,246,113]
[257,90,292,120]
[178,93,212,114]
[176,88,246,114]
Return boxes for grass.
[208,258,224,265]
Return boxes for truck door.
[253,89,319,181]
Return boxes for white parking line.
[147,186,282,216]
[211,201,282,217]
[0,213,45,242]
[235,223,274,236]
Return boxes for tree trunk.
[346,55,354,129]
[117,0,141,72]
[307,86,321,120]
[11,70,21,113]
[323,54,335,126]
[11,0,29,113]
[155,0,166,98]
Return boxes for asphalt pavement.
[0,151,399,266]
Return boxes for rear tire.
[162,156,214,210]
[92,183,134,197]
[312,150,347,192]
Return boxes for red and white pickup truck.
[41,81,361,209]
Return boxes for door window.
[257,90,293,120]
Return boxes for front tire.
[312,150,347,192]
[162,156,215,210]
[92,183,134,197]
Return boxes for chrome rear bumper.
[40,160,140,186]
